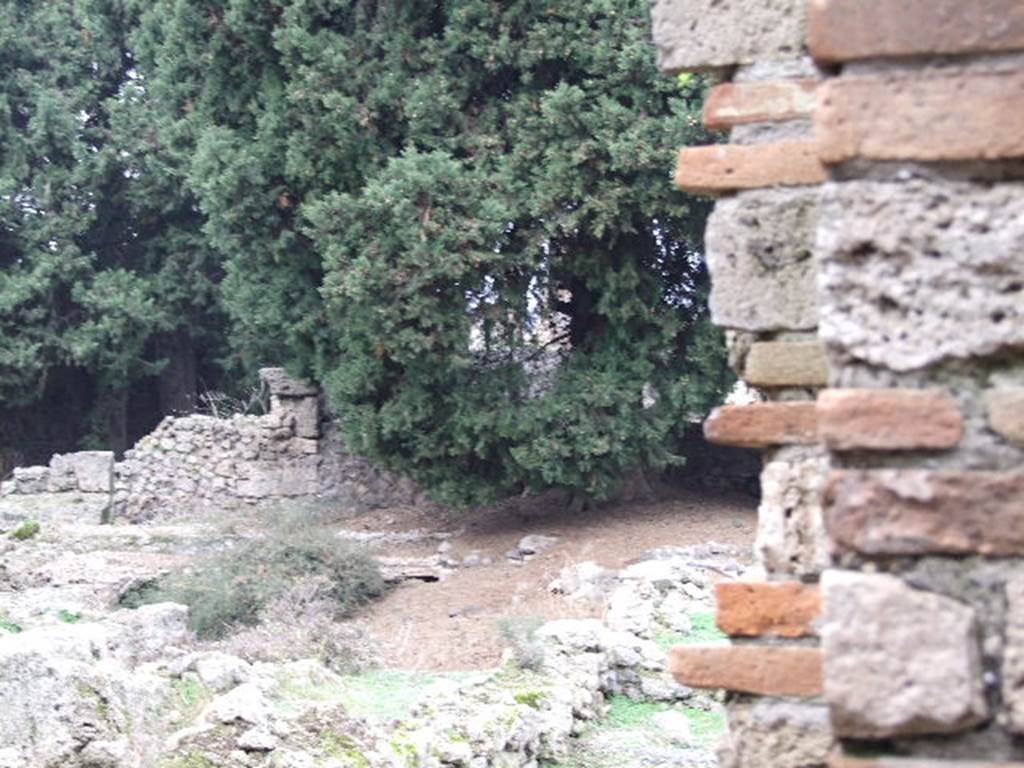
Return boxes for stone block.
[715,582,821,638]
[258,367,318,397]
[236,459,319,498]
[743,341,829,388]
[703,79,819,131]
[831,755,1024,768]
[274,396,319,439]
[670,645,823,697]
[821,570,987,738]
[706,187,820,331]
[10,466,49,494]
[825,469,1024,556]
[721,699,833,768]
[651,0,808,73]
[818,180,1024,371]
[817,389,963,451]
[986,389,1024,445]
[676,141,827,196]
[50,452,114,493]
[809,0,1024,62]
[817,71,1024,164]
[705,402,818,449]
[1002,574,1024,733]
[0,492,109,526]
[757,453,830,576]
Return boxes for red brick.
[675,141,827,196]
[825,469,1024,556]
[809,0,1024,63]
[715,582,821,638]
[818,389,963,451]
[670,645,823,697]
[831,752,1024,768]
[703,80,818,131]
[986,389,1024,445]
[744,341,830,388]
[817,72,1024,164]
[704,402,819,449]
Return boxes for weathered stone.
[809,0,1024,62]
[703,80,819,130]
[825,469,1024,556]
[0,492,110,526]
[258,367,318,397]
[721,699,833,768]
[706,187,820,332]
[676,141,827,196]
[986,389,1024,446]
[715,582,820,638]
[817,71,1024,164]
[817,180,1024,371]
[671,645,823,697]
[276,396,319,439]
[1002,574,1024,733]
[830,755,1024,768]
[757,454,830,576]
[822,570,987,738]
[705,402,818,449]
[651,0,808,73]
[817,389,963,451]
[743,341,829,388]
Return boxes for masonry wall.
[0,368,419,524]
[653,0,1024,765]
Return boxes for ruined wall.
[653,0,1024,766]
[1,368,419,524]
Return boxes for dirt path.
[359,489,757,670]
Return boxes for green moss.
[683,707,728,747]
[320,732,371,767]
[0,615,22,634]
[514,690,545,708]
[10,520,40,540]
[681,611,729,645]
[604,696,667,729]
[157,752,218,768]
[57,609,82,624]
[388,734,419,768]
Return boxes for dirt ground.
[356,489,758,670]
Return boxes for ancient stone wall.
[1,369,418,524]
[653,0,1024,765]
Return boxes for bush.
[121,527,387,640]
[9,520,40,540]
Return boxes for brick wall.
[652,0,1024,765]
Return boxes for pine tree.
[0,0,230,456]
[131,0,730,503]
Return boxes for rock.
[517,534,559,556]
[194,652,251,692]
[651,710,692,744]
[548,561,617,602]
[818,180,1024,371]
[258,367,319,397]
[1001,574,1024,733]
[705,187,821,332]
[108,603,190,664]
[721,699,833,768]
[237,726,278,752]
[821,570,987,738]
[756,452,830,576]
[0,491,110,526]
[206,683,271,725]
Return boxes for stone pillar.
[653,0,1024,764]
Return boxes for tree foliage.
[0,0,230,453]
[3,0,731,504]
[132,0,731,505]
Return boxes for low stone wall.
[0,368,419,524]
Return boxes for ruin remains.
[653,0,1024,765]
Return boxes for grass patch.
[57,609,82,624]
[10,520,40,540]
[119,522,387,639]
[604,696,667,729]
[684,707,728,747]
[0,615,22,634]
[681,611,729,645]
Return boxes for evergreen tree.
[0,0,230,455]
[138,0,730,505]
